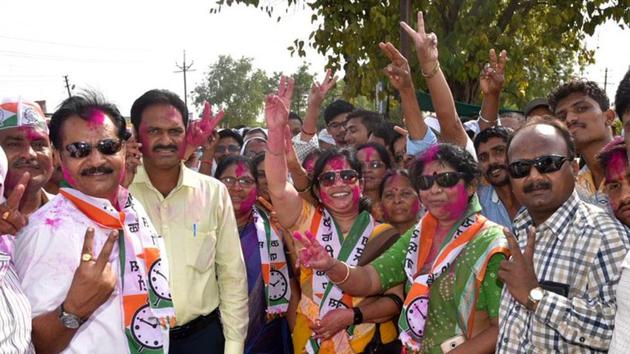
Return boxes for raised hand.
[498,226,539,307]
[308,69,337,106]
[276,75,295,114]
[479,49,508,96]
[265,95,290,130]
[0,172,29,235]
[379,42,413,91]
[400,11,439,66]
[186,101,225,147]
[293,230,335,270]
[63,228,118,319]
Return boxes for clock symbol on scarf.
[268,269,288,301]
[131,304,163,350]
[406,296,429,338]
[149,259,171,301]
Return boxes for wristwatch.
[527,287,544,311]
[59,302,85,329]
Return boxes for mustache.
[523,180,552,193]
[80,165,114,176]
[153,144,178,152]
[567,121,586,129]
[12,159,40,169]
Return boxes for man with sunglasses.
[128,89,247,354]
[13,92,176,353]
[548,79,615,208]
[497,120,630,353]
[474,126,520,229]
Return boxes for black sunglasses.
[318,169,359,187]
[65,139,123,159]
[508,155,569,179]
[417,172,464,191]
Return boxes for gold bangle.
[421,61,440,79]
[331,261,351,285]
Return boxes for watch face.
[149,259,171,300]
[530,287,544,301]
[406,296,429,338]
[131,304,163,350]
[61,314,80,329]
[268,269,288,301]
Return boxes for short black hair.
[288,112,303,125]
[50,90,127,150]
[597,136,626,172]
[507,120,576,160]
[548,79,610,113]
[473,126,512,151]
[251,152,266,183]
[379,169,412,197]
[409,143,481,191]
[356,142,393,169]
[130,89,188,136]
[371,121,397,149]
[214,155,254,180]
[218,129,244,147]
[323,99,354,124]
[345,110,383,136]
[615,68,630,119]
[302,149,322,170]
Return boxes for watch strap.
[60,302,86,326]
[352,307,363,325]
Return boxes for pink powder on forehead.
[239,187,257,215]
[606,152,629,182]
[18,126,46,141]
[327,156,347,170]
[360,146,377,161]
[448,184,469,219]
[61,165,77,186]
[304,158,316,174]
[235,162,248,177]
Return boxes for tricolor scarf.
[59,188,175,354]
[305,207,374,354]
[398,211,486,353]
[252,207,291,317]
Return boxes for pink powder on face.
[606,152,629,183]
[61,165,77,186]
[239,187,257,214]
[118,165,127,185]
[327,156,347,170]
[410,199,421,215]
[361,146,377,162]
[320,190,333,205]
[304,158,316,174]
[352,185,361,204]
[235,162,247,177]
[18,126,46,142]
[448,183,469,219]
[87,109,106,128]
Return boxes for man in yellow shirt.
[128,89,248,354]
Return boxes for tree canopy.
[211,0,629,110]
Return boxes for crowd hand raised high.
[293,230,335,271]
[479,49,508,96]
[400,11,439,68]
[63,228,118,320]
[0,172,30,235]
[185,101,225,147]
[379,42,414,92]
[308,69,337,106]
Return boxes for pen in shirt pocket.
[193,223,197,238]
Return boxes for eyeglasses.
[65,139,123,159]
[417,172,464,191]
[318,169,359,187]
[327,122,345,130]
[362,160,385,170]
[215,144,241,153]
[507,155,569,179]
[220,176,255,187]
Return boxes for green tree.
[192,55,273,127]
[211,0,629,109]
[291,62,315,118]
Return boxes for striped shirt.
[497,190,630,353]
[0,250,33,354]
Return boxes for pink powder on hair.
[419,145,439,164]
[87,109,106,128]
[327,156,346,170]
[61,165,77,186]
[239,187,257,214]
[448,184,469,219]
[606,152,629,183]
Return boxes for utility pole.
[63,75,72,98]
[174,50,195,107]
[399,0,412,62]
[604,67,608,91]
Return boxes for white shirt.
[13,192,169,354]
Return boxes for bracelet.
[478,110,499,125]
[352,307,363,325]
[331,261,351,285]
[382,293,404,310]
[301,127,317,136]
[294,182,312,193]
[421,61,440,79]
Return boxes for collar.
[513,189,580,241]
[135,162,198,191]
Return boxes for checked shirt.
[497,191,630,353]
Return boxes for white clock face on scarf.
[131,304,163,350]
[268,269,288,301]
[149,259,171,300]
[406,296,429,338]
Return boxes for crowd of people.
[2,11,630,354]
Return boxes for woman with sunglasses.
[264,85,403,353]
[379,170,423,235]
[356,143,393,222]
[296,143,510,354]
[215,155,296,354]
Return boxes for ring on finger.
[81,253,95,262]
[2,211,10,220]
